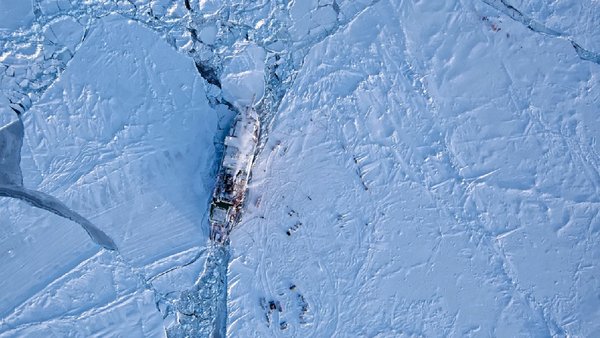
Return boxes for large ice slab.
[228,0,600,336]
[1,13,218,335]
[0,115,23,186]
[20,13,218,266]
[0,0,34,31]
[220,42,266,107]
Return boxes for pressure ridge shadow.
[0,114,117,251]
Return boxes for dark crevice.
[571,41,600,64]
[217,98,237,113]
[0,116,24,186]
[188,28,199,42]
[0,115,117,251]
[9,103,25,115]
[0,186,118,250]
[482,0,600,65]
[332,0,340,15]
[194,62,221,88]
[490,0,562,36]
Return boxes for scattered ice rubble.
[1,0,599,337]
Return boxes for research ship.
[209,105,260,243]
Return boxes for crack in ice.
[0,115,117,250]
[481,0,600,65]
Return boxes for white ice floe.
[1,13,219,336]
[220,42,266,108]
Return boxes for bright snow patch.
[220,42,266,108]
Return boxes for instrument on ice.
[209,105,260,243]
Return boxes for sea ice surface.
[1,13,219,337]
[1,0,599,337]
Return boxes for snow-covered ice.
[220,43,266,107]
[228,0,600,337]
[1,0,599,336]
[0,0,34,31]
[1,12,219,337]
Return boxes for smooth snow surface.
[0,0,34,31]
[1,0,599,337]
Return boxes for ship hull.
[209,106,259,243]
